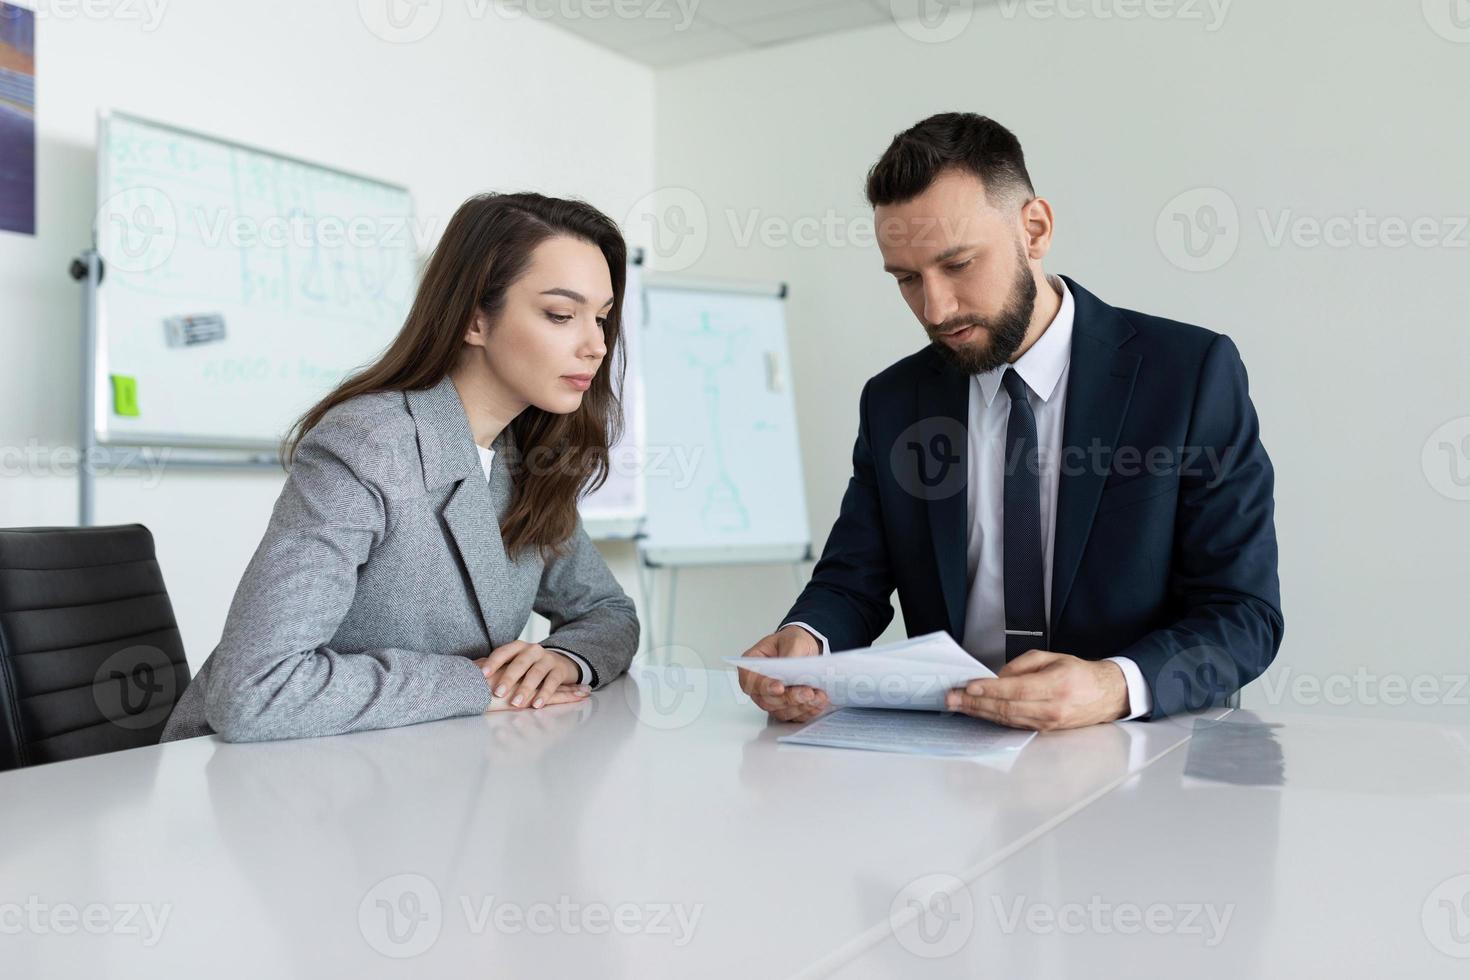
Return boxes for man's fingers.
[770,701,824,723]
[750,687,788,711]
[949,693,1058,730]
[997,649,1063,676]
[735,629,828,719]
[964,672,1058,702]
[751,685,823,715]
[761,685,820,708]
[787,685,820,705]
[737,629,823,700]
[739,639,776,659]
[736,636,781,696]
[791,687,827,710]
[737,668,787,699]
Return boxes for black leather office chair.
[0,525,190,770]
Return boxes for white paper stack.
[776,708,1036,762]
[725,631,996,712]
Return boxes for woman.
[162,192,640,743]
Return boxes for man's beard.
[928,255,1038,375]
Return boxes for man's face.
[875,169,1036,374]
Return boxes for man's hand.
[475,641,589,710]
[736,626,829,723]
[945,650,1129,731]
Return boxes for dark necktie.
[1001,368,1048,661]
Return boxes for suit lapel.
[443,437,522,649]
[915,354,971,641]
[1050,277,1141,634]
[406,377,528,649]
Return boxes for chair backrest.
[0,525,190,770]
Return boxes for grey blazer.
[161,376,639,743]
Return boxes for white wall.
[650,2,1470,720]
[0,0,657,664]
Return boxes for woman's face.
[465,234,612,416]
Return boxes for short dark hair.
[865,112,1035,210]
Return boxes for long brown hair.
[283,192,627,558]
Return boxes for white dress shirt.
[787,277,1152,720]
[475,443,593,687]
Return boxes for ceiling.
[528,0,909,67]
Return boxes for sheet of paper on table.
[725,630,997,711]
[778,707,1037,763]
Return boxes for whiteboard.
[639,286,810,565]
[91,111,649,535]
[93,111,417,450]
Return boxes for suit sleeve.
[202,419,491,742]
[779,379,897,652]
[1114,334,1285,718]
[535,518,640,689]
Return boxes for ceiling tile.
[688,0,847,28]
[718,2,890,46]
[616,23,753,67]
[524,5,701,48]
[516,0,901,67]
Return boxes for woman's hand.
[482,686,588,713]
[474,641,590,710]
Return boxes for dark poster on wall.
[0,1,35,236]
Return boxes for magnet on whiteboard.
[111,374,140,417]
[164,313,227,348]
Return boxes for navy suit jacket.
[781,276,1283,718]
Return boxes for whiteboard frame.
[91,108,416,452]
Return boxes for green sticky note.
[111,374,140,417]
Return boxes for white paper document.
[778,707,1037,761]
[725,631,996,711]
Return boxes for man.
[738,112,1283,730]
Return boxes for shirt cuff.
[1105,656,1152,721]
[545,647,593,686]
[779,622,831,656]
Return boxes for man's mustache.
[928,315,987,339]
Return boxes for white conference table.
[829,709,1470,979]
[1,663,1462,978]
